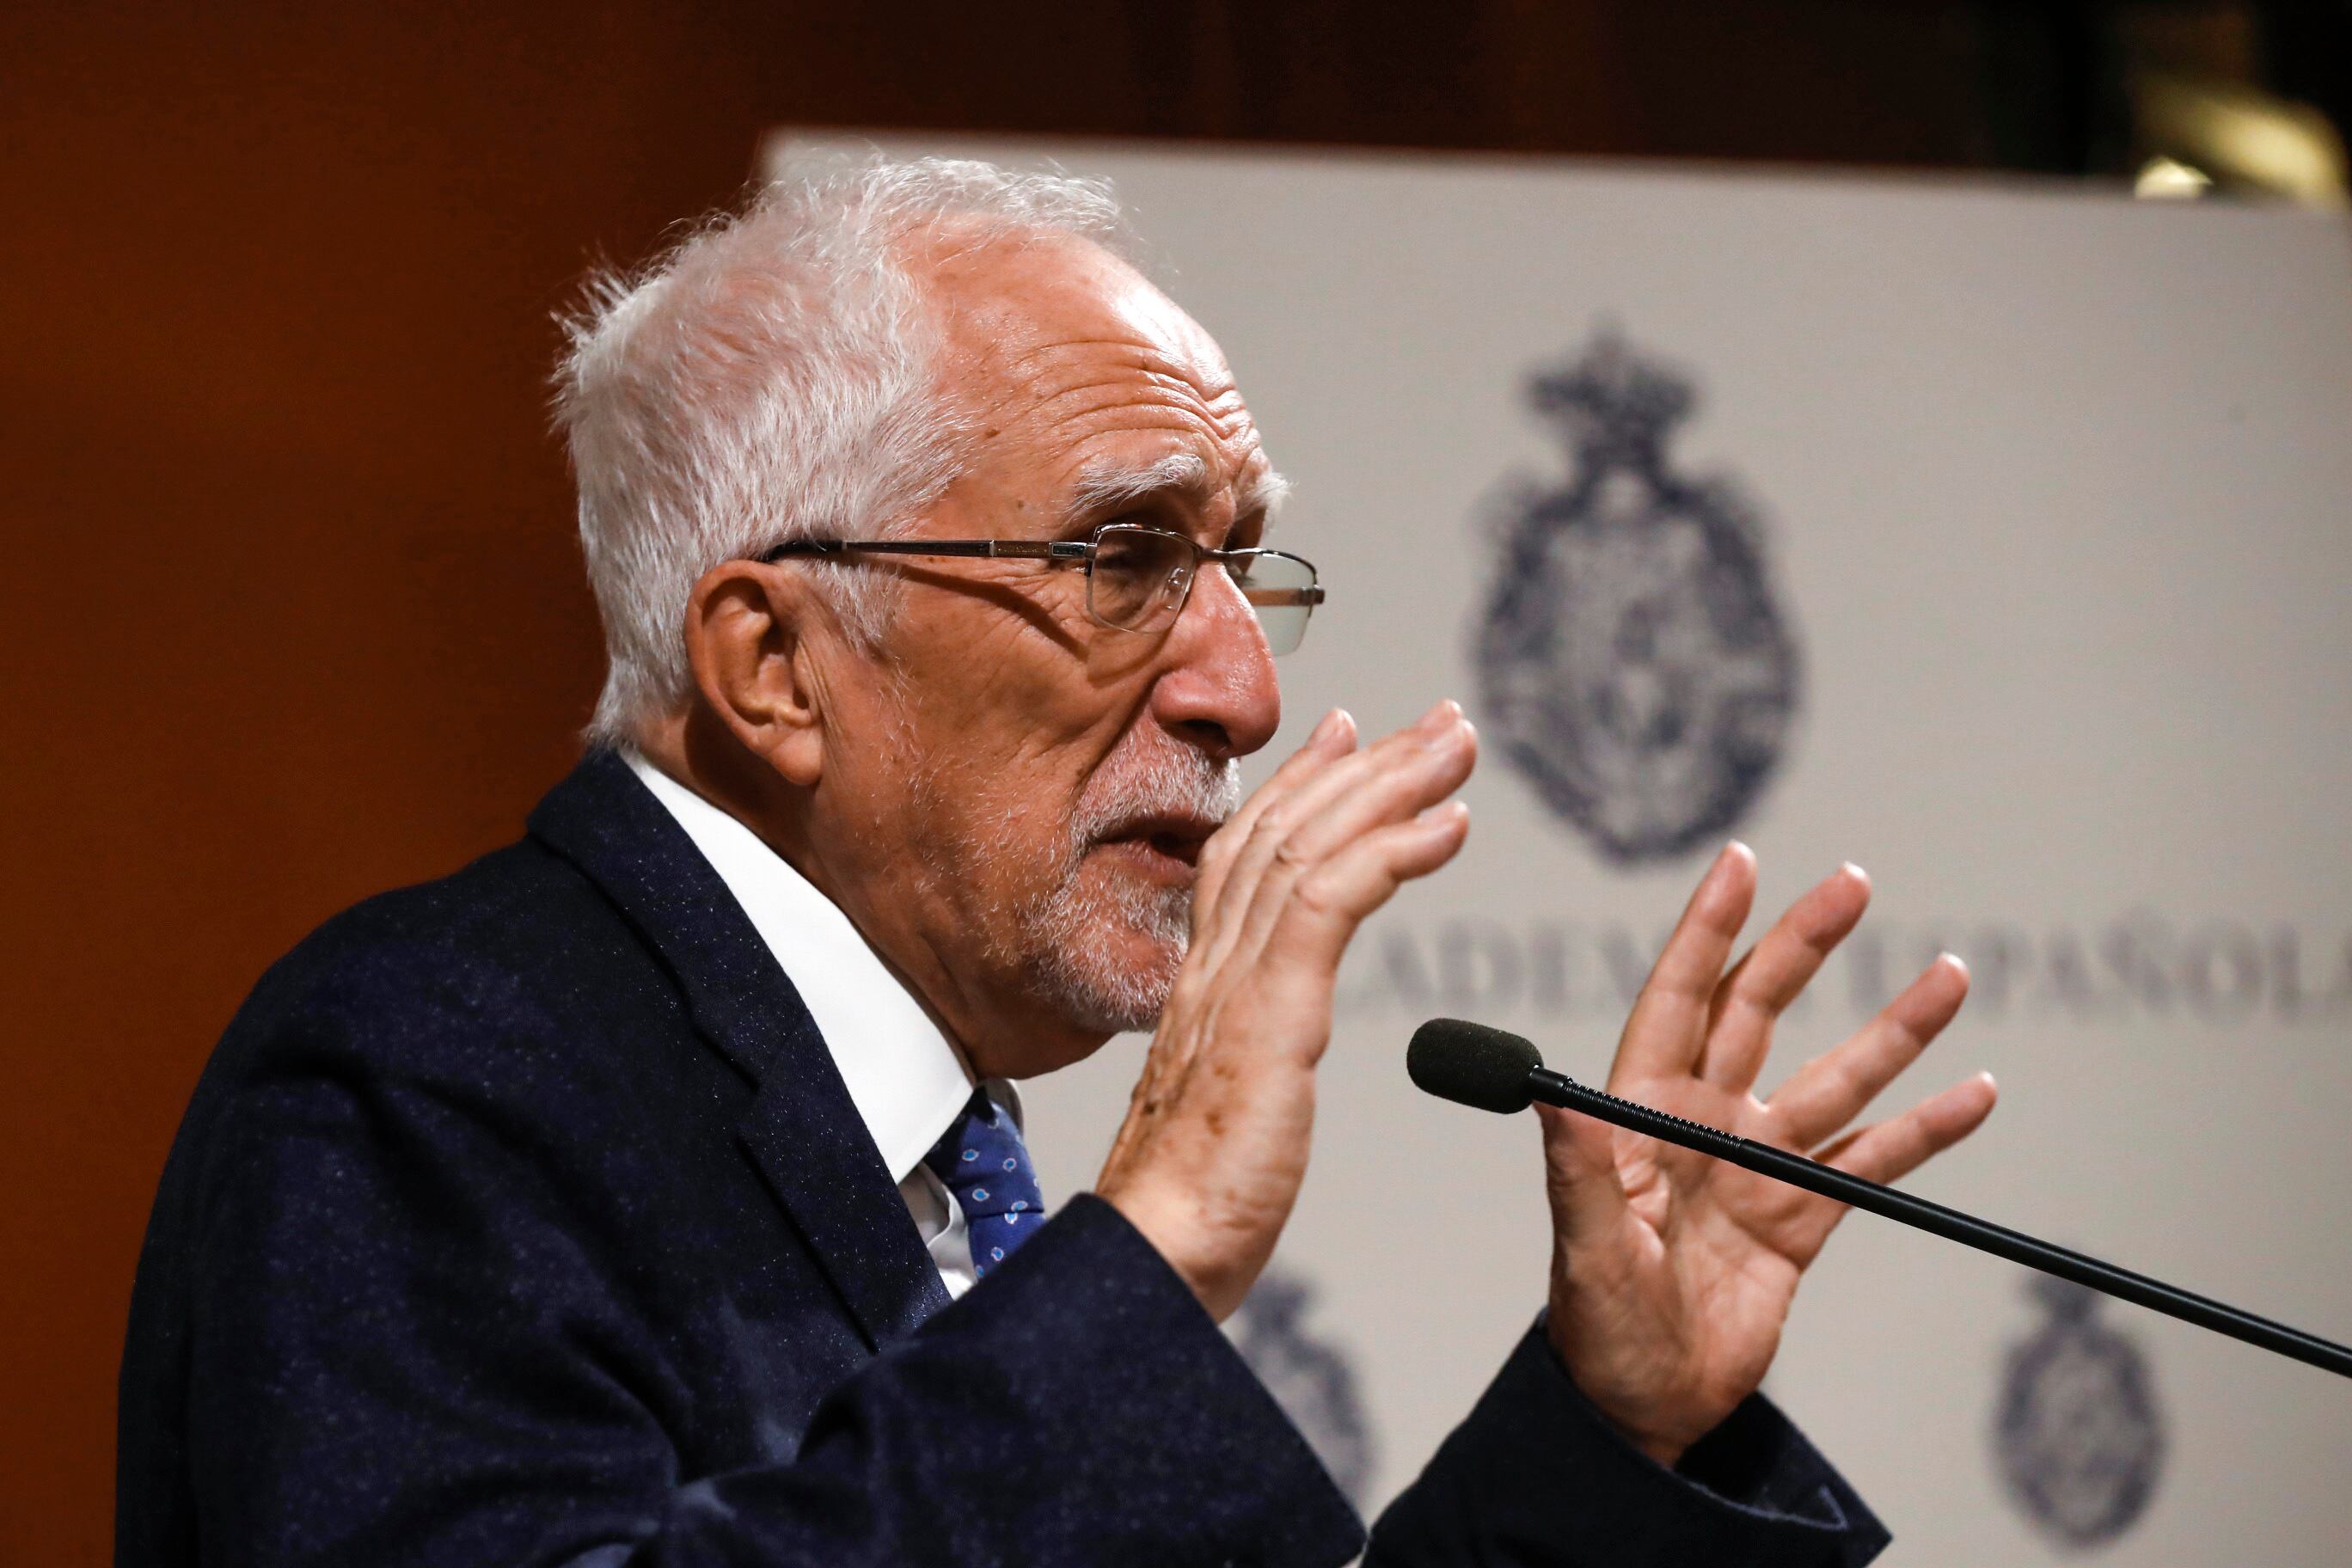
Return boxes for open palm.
[1541,843,1999,1466]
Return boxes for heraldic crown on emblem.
[1474,327,1800,866]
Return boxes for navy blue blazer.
[118,751,1891,1565]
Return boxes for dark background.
[4,3,2343,1559]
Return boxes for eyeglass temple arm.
[1243,586,1327,606]
[764,541,1323,607]
[762,539,1091,563]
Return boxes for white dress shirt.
[627,752,1015,1301]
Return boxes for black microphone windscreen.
[1408,1018,1543,1113]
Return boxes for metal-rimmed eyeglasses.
[760,524,1326,654]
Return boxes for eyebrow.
[1061,452,1290,536]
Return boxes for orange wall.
[0,5,1981,1559]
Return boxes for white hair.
[553,156,1129,745]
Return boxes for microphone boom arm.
[1530,1066,2352,1380]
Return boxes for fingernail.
[1311,708,1345,744]
[1840,861,1868,884]
[1938,951,1969,977]
[1421,718,1469,754]
[1419,698,1459,730]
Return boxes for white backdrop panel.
[772,132,2352,1565]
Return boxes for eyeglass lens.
[1086,525,1317,654]
[1087,526,1195,632]
[1231,552,1317,655]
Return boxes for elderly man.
[118,158,1994,1565]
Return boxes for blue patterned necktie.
[922,1089,1046,1279]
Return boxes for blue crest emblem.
[1994,1274,2165,1548]
[1474,328,1798,863]
[1228,1267,1375,1505]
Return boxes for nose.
[1148,559,1282,760]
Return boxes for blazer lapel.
[528,750,952,1345]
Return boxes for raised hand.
[1540,842,1998,1466]
[1097,700,1477,1320]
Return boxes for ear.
[682,560,830,789]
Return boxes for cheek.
[904,591,1098,744]
[862,585,1161,898]
[860,696,1081,897]
[893,622,1130,823]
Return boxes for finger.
[1259,801,1471,972]
[1204,705,1473,967]
[1218,715,1476,968]
[1820,1071,1997,1181]
[1607,842,1756,1084]
[1204,701,1455,931]
[1766,953,1969,1149]
[1534,1101,1635,1253]
[1783,1073,1998,1261]
[1694,864,1872,1093]
[1194,707,1357,915]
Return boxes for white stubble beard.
[1023,736,1241,1033]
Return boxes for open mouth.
[1100,814,1222,874]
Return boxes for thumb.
[1536,1102,1632,1248]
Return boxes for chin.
[1049,932,1182,1034]
[1012,842,1194,1040]
[1026,907,1185,1036]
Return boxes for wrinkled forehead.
[911,226,1275,520]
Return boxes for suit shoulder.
[220,836,667,1089]
[309,835,615,972]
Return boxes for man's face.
[812,232,1284,1075]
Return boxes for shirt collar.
[625,751,980,1182]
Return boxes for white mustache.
[1069,744,1240,850]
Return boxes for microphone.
[1408,1017,2352,1381]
